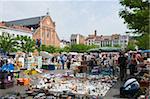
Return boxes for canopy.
[87,48,100,53]
[40,51,53,58]
[99,47,121,52]
[1,63,14,72]
[142,50,150,53]
[69,52,78,55]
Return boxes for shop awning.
[142,50,150,53]
[87,48,100,53]
[99,47,121,52]
[40,51,53,58]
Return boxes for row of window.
[42,28,51,38]
[71,39,77,43]
[1,32,31,38]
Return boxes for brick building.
[4,14,60,47]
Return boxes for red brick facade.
[33,16,60,47]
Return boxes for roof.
[85,36,95,41]
[95,36,102,41]
[5,16,45,26]
[101,36,112,41]
[0,26,33,33]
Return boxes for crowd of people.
[49,51,149,82]
[0,50,149,82]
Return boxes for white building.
[60,40,70,48]
[0,26,33,38]
[119,35,129,49]
[85,37,95,45]
[85,32,129,49]
[70,34,85,45]
[85,30,97,45]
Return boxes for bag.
[127,68,130,75]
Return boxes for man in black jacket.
[118,52,127,81]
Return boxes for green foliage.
[39,44,97,53]
[70,44,98,53]
[126,40,136,51]
[16,36,35,53]
[136,34,150,49]
[114,44,121,48]
[119,0,149,35]
[47,45,56,53]
[0,32,18,53]
[40,45,57,53]
[62,46,71,52]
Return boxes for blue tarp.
[1,63,14,72]
[142,50,150,53]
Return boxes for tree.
[47,45,56,53]
[126,40,136,51]
[16,36,35,69]
[62,46,71,52]
[119,0,149,49]
[70,44,98,53]
[119,0,149,35]
[0,32,18,54]
[136,33,150,49]
[16,36,35,54]
[40,44,57,53]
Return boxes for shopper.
[66,59,71,70]
[109,55,115,76]
[60,54,65,70]
[129,54,137,76]
[118,52,127,81]
[0,57,4,67]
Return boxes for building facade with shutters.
[85,30,129,49]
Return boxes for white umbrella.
[40,51,53,58]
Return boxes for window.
[2,32,4,35]
[46,29,50,38]
[47,32,49,38]
[74,39,76,43]
[42,32,44,37]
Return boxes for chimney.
[94,30,97,36]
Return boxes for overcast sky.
[0,0,127,40]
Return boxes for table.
[42,64,55,70]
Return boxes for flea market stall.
[25,71,118,98]
[40,51,55,70]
